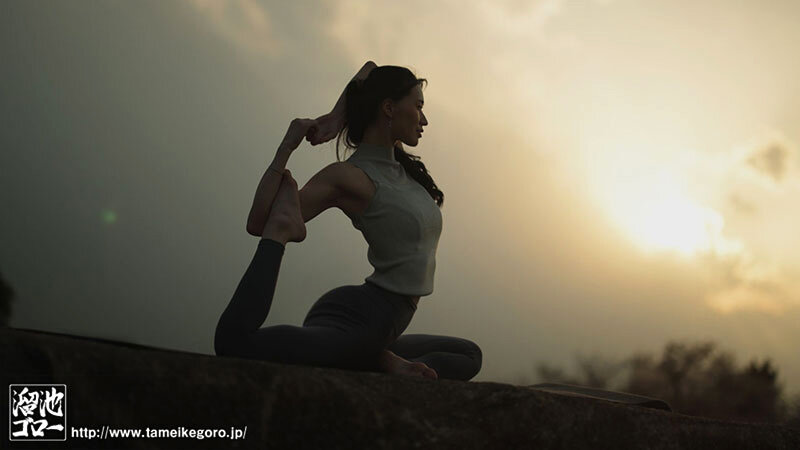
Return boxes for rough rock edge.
[3,327,799,450]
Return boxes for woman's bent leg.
[387,334,483,381]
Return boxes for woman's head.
[336,65,443,207]
[340,65,427,148]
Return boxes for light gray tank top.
[344,142,443,297]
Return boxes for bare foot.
[261,169,307,244]
[379,350,438,380]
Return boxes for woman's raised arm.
[331,60,376,117]
[306,60,377,146]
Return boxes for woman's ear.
[381,99,394,120]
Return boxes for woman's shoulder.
[323,161,377,210]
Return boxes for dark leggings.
[215,238,482,381]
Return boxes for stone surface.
[2,326,799,449]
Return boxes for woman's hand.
[305,111,344,146]
[303,61,374,147]
[280,118,319,152]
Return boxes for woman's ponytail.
[342,78,367,144]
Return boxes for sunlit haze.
[2,0,798,395]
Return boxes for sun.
[620,192,719,256]
[600,168,740,258]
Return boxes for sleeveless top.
[344,142,443,297]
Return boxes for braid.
[394,144,443,207]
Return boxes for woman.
[214,61,482,381]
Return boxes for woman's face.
[393,84,428,147]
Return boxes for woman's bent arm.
[247,118,319,236]
[246,145,292,236]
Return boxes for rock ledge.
[3,327,799,449]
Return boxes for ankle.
[377,349,399,371]
[261,229,289,246]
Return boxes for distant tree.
[620,340,784,423]
[574,353,627,389]
[0,269,13,326]
[520,339,800,428]
[655,341,716,409]
[533,362,581,386]
[734,359,782,422]
[526,354,627,389]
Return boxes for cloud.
[481,0,566,35]
[700,130,800,314]
[701,249,799,315]
[317,0,605,153]
[745,140,795,183]
[727,131,799,189]
[183,0,282,58]
[727,192,757,215]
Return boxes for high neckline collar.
[352,141,399,165]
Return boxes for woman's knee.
[439,336,483,380]
[450,338,483,366]
[214,326,245,357]
[469,340,482,367]
[214,309,252,357]
[464,339,482,377]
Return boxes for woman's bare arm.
[331,60,377,117]
[306,61,378,146]
[246,119,317,236]
[245,146,293,236]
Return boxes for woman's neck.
[354,140,397,163]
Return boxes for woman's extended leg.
[214,170,384,369]
[214,236,385,366]
[387,334,483,381]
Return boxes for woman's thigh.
[302,284,407,358]
[241,323,363,368]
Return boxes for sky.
[2,0,799,395]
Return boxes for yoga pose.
[214,62,482,381]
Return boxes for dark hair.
[335,65,443,207]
